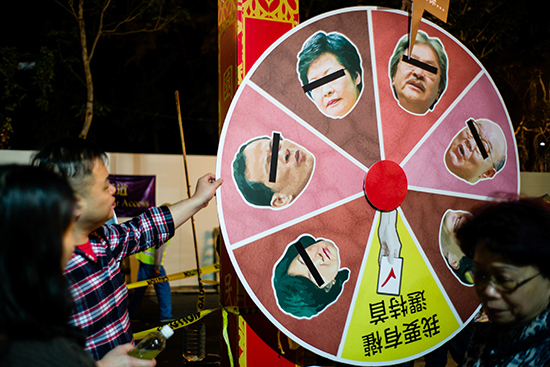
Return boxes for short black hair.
[0,165,79,348]
[297,31,362,97]
[32,137,108,194]
[456,197,550,279]
[232,137,275,206]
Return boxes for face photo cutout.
[439,209,474,286]
[389,30,448,115]
[297,31,363,119]
[232,133,315,209]
[444,118,507,185]
[272,234,350,319]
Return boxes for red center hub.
[364,160,408,211]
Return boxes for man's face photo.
[233,133,315,209]
[392,43,442,114]
[297,31,363,119]
[389,31,448,115]
[307,53,361,118]
[445,119,507,184]
[439,209,474,285]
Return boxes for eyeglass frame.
[473,271,541,293]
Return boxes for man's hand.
[192,173,223,210]
[168,173,223,228]
[96,344,156,367]
[153,266,162,278]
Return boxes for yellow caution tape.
[222,308,234,367]
[132,303,260,367]
[133,305,241,340]
[126,263,220,290]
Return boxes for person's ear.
[354,71,361,86]
[270,193,293,208]
[73,194,84,221]
[481,167,497,179]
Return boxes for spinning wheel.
[216,7,519,365]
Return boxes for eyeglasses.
[473,272,541,293]
[467,120,497,171]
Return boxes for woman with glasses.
[456,197,550,366]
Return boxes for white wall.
[3,150,550,288]
[519,172,550,197]
[0,150,219,289]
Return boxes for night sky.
[2,1,549,171]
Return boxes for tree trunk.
[77,0,94,139]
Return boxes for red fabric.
[77,240,96,262]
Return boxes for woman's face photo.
[272,235,350,319]
[307,52,361,118]
[297,31,363,120]
[287,239,340,287]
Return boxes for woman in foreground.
[456,197,550,366]
[0,165,154,367]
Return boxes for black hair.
[273,235,349,318]
[32,137,108,194]
[456,197,550,279]
[297,31,363,96]
[232,137,275,206]
[0,165,80,359]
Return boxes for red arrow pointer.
[381,267,397,288]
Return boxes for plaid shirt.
[64,206,174,360]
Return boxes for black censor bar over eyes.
[401,55,438,75]
[302,68,346,94]
[467,119,488,159]
[269,132,281,183]
[294,241,324,287]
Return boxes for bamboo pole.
[175,90,206,312]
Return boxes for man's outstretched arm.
[168,173,223,228]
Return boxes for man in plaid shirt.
[33,138,223,361]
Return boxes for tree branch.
[53,0,78,20]
[56,43,85,87]
[88,0,111,61]
[104,13,178,36]
[102,2,152,34]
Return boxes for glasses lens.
[474,273,519,292]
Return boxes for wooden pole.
[175,90,206,312]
